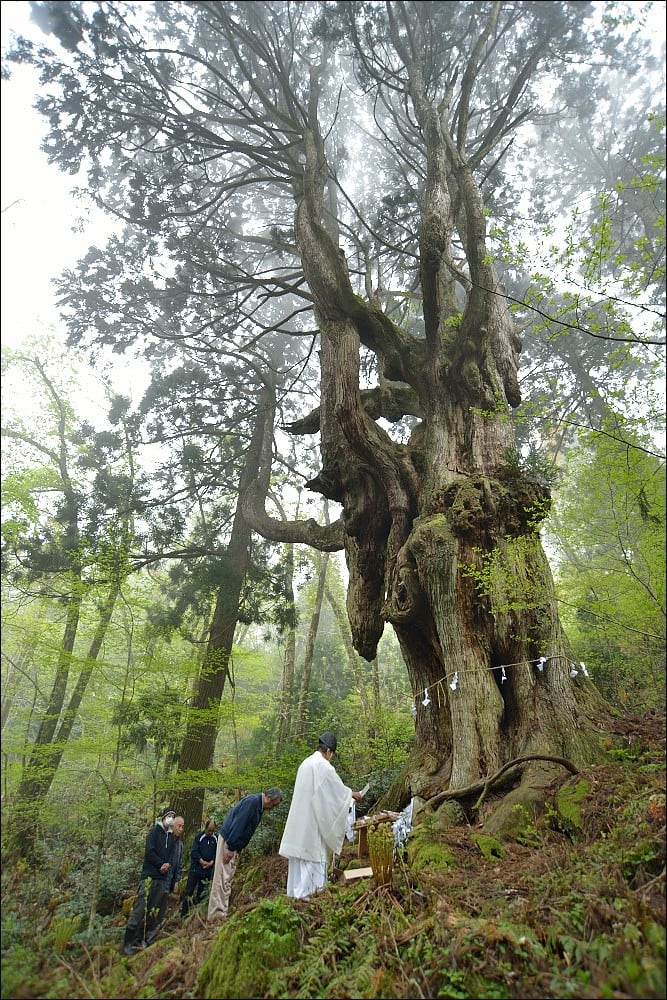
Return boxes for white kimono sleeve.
[279,751,353,863]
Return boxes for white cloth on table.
[392,798,414,850]
[345,800,356,842]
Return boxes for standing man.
[279,732,363,900]
[150,815,185,942]
[181,817,218,915]
[169,815,186,894]
[122,807,178,955]
[207,788,283,922]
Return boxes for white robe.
[279,750,352,866]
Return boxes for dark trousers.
[181,870,212,915]
[124,877,169,946]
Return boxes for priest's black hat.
[319,731,337,752]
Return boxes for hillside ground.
[1,711,664,999]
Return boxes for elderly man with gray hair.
[207,788,283,922]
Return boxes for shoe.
[122,944,134,956]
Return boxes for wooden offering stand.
[350,810,401,859]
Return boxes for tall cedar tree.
[9,1,657,825]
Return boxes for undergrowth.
[1,717,664,999]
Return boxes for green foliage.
[196,897,304,999]
[549,425,665,711]
[0,941,42,1000]
[338,717,415,789]
[460,534,551,620]
[266,884,389,999]
[554,778,591,837]
[50,913,82,952]
[615,838,662,881]
[113,685,184,767]
[498,446,561,490]
[71,819,145,916]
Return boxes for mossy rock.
[431,799,466,831]
[479,776,551,838]
[195,896,304,999]
[409,841,457,875]
[471,833,506,863]
[407,824,457,874]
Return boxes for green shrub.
[196,896,304,999]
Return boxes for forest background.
[1,2,665,998]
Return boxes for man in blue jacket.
[181,817,218,915]
[122,807,178,955]
[207,788,282,922]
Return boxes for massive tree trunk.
[283,17,607,821]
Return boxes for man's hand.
[223,849,235,864]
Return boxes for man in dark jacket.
[181,817,218,915]
[152,814,185,939]
[207,788,282,922]
[168,816,185,893]
[121,807,178,955]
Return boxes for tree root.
[424,754,579,813]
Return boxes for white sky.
[1,2,109,345]
[1,1,144,424]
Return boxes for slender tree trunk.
[276,543,296,747]
[172,381,276,835]
[9,586,82,841]
[325,581,371,722]
[173,567,246,827]
[371,657,381,718]
[0,658,29,732]
[7,582,121,851]
[294,549,330,736]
